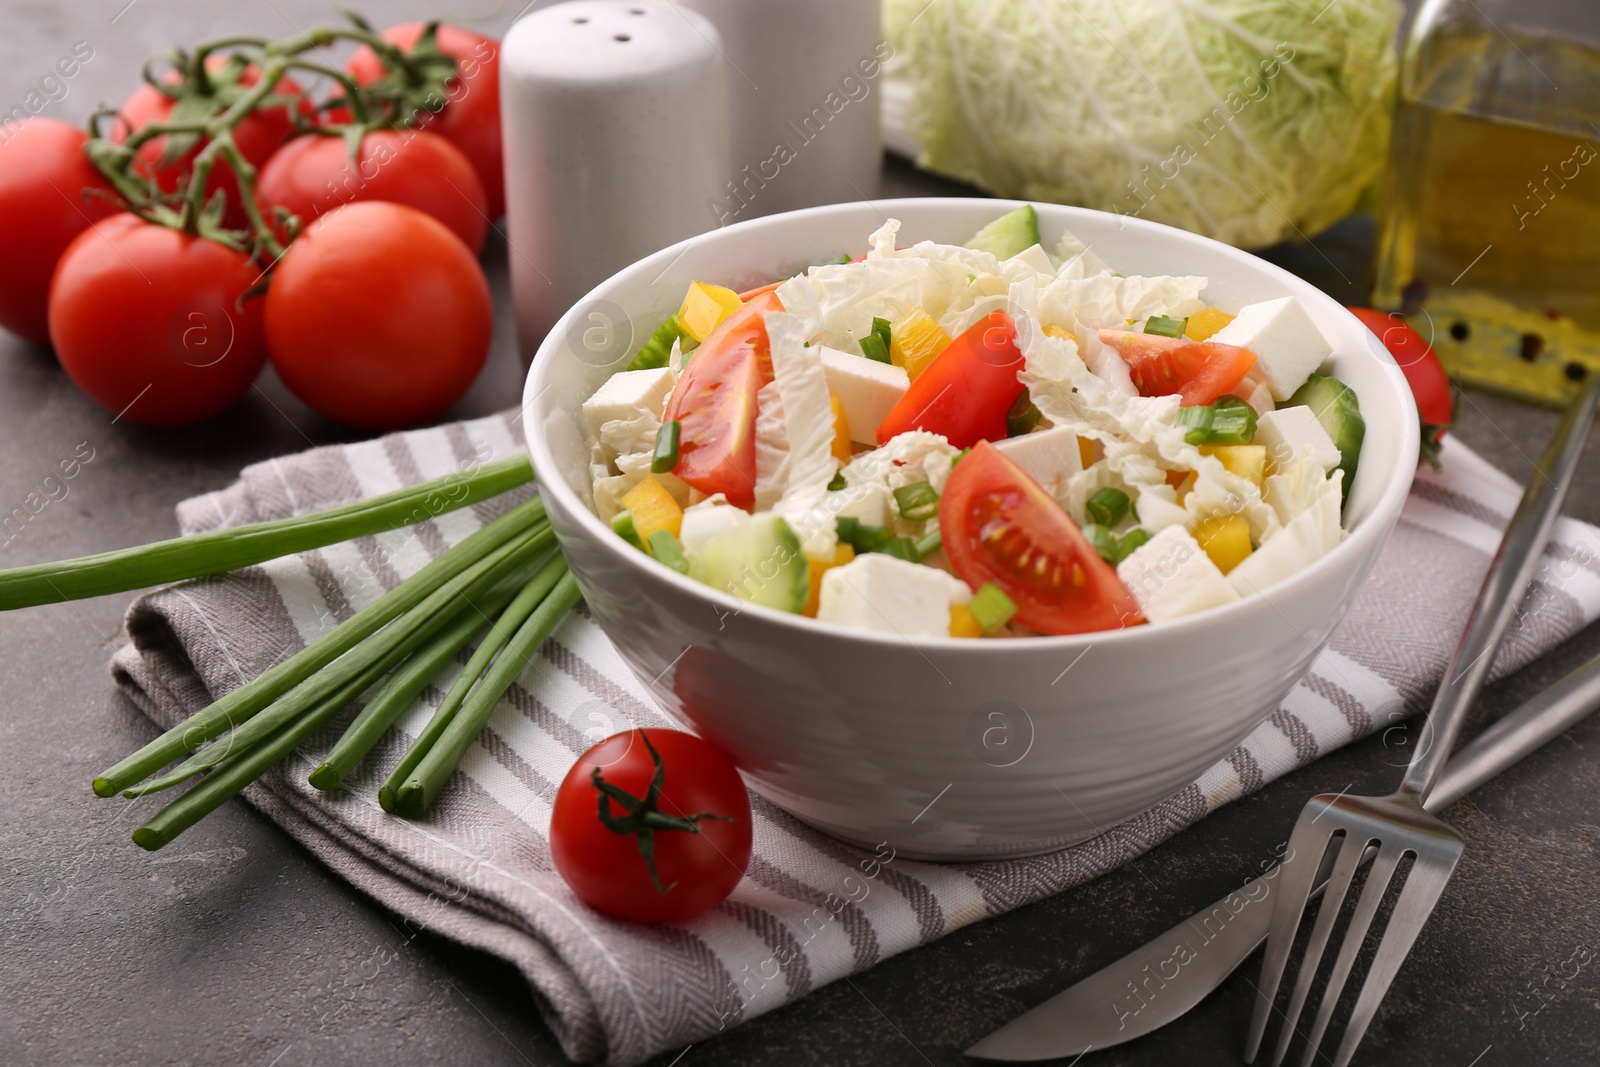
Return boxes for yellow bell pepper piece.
[890,308,951,380]
[1193,513,1252,574]
[621,476,683,545]
[1043,323,1074,342]
[1201,444,1266,488]
[829,392,852,464]
[1186,306,1234,342]
[1078,436,1097,470]
[677,281,744,343]
[948,603,985,638]
[803,543,855,617]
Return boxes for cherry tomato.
[664,291,783,509]
[263,201,491,430]
[551,728,752,924]
[940,442,1142,634]
[1099,330,1256,406]
[113,62,310,230]
[876,311,1026,448]
[48,215,268,426]
[257,129,488,254]
[0,118,123,343]
[1346,307,1453,427]
[344,23,504,218]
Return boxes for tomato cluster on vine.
[0,15,505,430]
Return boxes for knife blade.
[966,652,1600,1061]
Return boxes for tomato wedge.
[664,291,783,509]
[1100,330,1255,406]
[941,443,1142,634]
[876,311,1026,448]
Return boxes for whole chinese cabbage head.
[883,0,1403,249]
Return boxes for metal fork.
[1245,375,1600,1067]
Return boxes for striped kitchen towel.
[111,411,1600,1066]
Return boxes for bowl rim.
[522,196,1420,651]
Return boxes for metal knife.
[966,654,1600,1061]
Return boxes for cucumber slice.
[1285,374,1364,502]
[688,513,809,613]
[964,204,1040,260]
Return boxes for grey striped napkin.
[111,411,1600,1066]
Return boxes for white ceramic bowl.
[522,198,1419,861]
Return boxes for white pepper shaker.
[500,0,731,362]
[677,0,884,224]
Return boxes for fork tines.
[1246,791,1466,1067]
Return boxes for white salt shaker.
[500,0,731,361]
[678,0,884,224]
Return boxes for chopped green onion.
[836,517,891,553]
[968,582,1017,633]
[651,420,681,474]
[1086,488,1130,527]
[879,537,921,562]
[914,527,943,559]
[647,530,690,574]
[892,481,940,523]
[1175,395,1257,445]
[1080,522,1119,564]
[860,331,890,364]
[91,496,549,799]
[1144,315,1188,339]
[0,456,536,611]
[951,448,971,469]
[1115,527,1151,563]
[847,316,892,364]
[827,471,848,491]
[1006,391,1043,437]
[825,253,852,266]
[392,570,583,817]
[611,510,645,551]
[627,314,687,371]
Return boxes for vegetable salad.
[582,205,1364,638]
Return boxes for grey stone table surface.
[4,4,1599,1066]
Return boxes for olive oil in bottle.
[1373,12,1600,404]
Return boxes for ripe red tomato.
[665,291,783,509]
[0,118,123,343]
[48,215,268,426]
[876,311,1026,447]
[551,729,752,923]
[263,201,491,430]
[1346,307,1453,427]
[257,129,488,254]
[1099,330,1256,406]
[344,23,504,218]
[941,442,1142,634]
[114,62,309,230]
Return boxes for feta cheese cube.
[1007,243,1057,277]
[1116,525,1240,622]
[828,483,891,527]
[581,367,676,438]
[817,553,954,637]
[1207,297,1332,401]
[1255,406,1341,474]
[819,347,909,444]
[995,426,1084,497]
[679,497,751,556]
